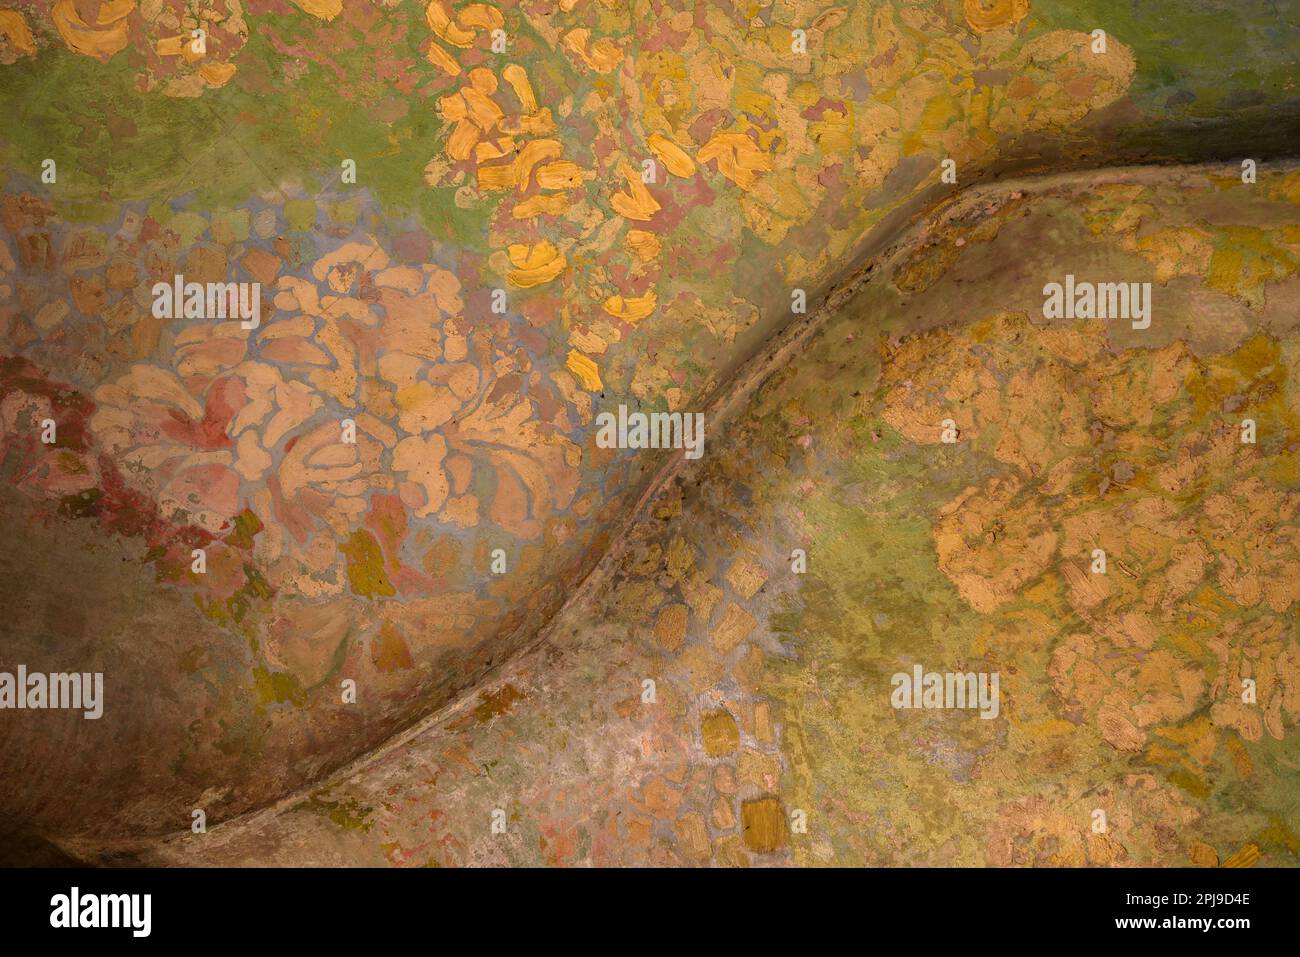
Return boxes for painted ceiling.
[0,0,1297,865]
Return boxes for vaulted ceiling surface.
[0,0,1297,857]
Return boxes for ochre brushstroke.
[611,162,661,221]
[507,241,566,287]
[647,133,696,178]
[603,290,657,324]
[291,0,344,21]
[697,132,772,191]
[0,9,36,58]
[964,0,1031,33]
[51,0,134,61]
[565,351,603,392]
[625,229,661,262]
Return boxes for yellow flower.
[291,0,343,20]
[513,193,570,220]
[478,139,563,192]
[51,0,134,62]
[698,131,772,191]
[963,0,1030,34]
[566,351,603,392]
[603,289,657,324]
[426,0,502,48]
[610,162,661,220]
[502,64,538,112]
[563,29,624,73]
[426,1,475,47]
[507,241,567,287]
[647,133,696,177]
[536,161,588,191]
[0,10,36,60]
[198,62,238,89]
[426,42,461,76]
[625,229,661,262]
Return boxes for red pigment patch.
[0,357,266,590]
[160,375,243,449]
[363,493,435,594]
[0,356,95,451]
[364,493,408,566]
